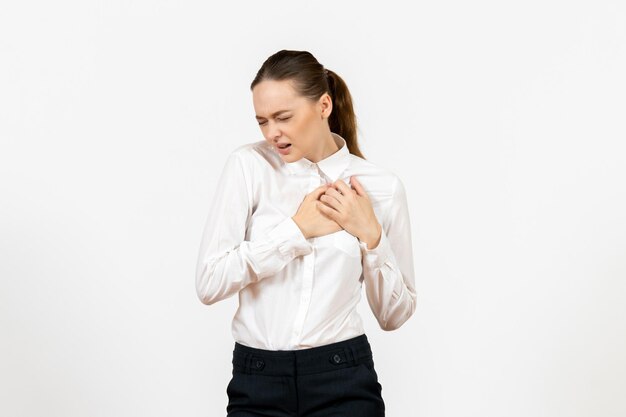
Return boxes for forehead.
[252,79,304,115]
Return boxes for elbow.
[379,293,417,331]
[196,281,216,306]
[196,287,218,306]
[195,262,220,306]
[195,253,243,306]
[379,317,406,331]
[379,313,412,331]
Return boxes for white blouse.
[195,132,417,350]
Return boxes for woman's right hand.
[292,184,342,239]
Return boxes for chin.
[282,151,297,160]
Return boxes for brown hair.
[250,49,365,159]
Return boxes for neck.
[308,132,338,163]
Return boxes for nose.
[265,121,281,142]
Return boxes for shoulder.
[222,140,283,191]
[347,154,403,197]
[228,140,279,167]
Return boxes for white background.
[1,1,625,416]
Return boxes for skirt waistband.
[231,334,373,376]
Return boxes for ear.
[319,93,333,119]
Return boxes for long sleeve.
[195,150,314,306]
[358,176,417,330]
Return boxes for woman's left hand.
[318,176,382,249]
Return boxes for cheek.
[293,113,317,133]
[288,116,316,149]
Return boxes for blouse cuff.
[267,217,314,258]
[359,228,394,269]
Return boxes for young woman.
[196,49,417,416]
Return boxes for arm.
[195,150,313,305]
[358,176,417,330]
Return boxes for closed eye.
[258,116,291,126]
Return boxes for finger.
[308,184,331,200]
[333,179,353,197]
[349,176,367,197]
[323,187,346,204]
[316,200,335,218]
[320,193,340,210]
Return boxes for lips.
[276,143,292,155]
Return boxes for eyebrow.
[255,110,291,120]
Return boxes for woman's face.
[252,79,332,162]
